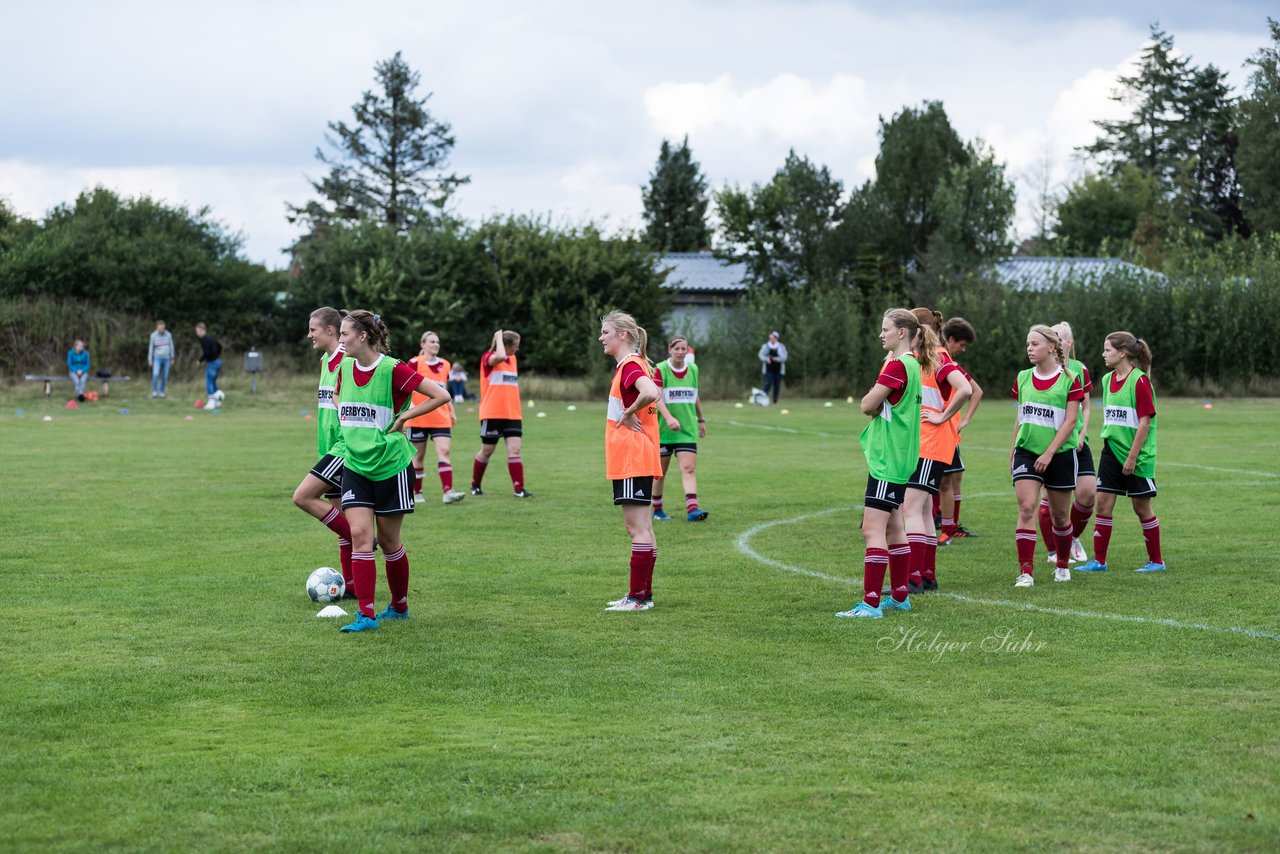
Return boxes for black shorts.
[1097,442,1158,498]
[906,458,942,494]
[480,418,523,443]
[408,426,451,443]
[943,446,965,475]
[341,464,415,516]
[613,476,654,506]
[660,442,698,457]
[1011,446,1078,491]
[309,454,345,500]
[864,475,907,512]
[1075,441,1096,477]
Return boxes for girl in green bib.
[1010,324,1084,587]
[291,307,355,597]
[334,310,452,633]
[652,336,709,522]
[1076,332,1164,573]
[837,309,927,620]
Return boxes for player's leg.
[1014,477,1042,585]
[678,449,706,521]
[505,433,531,496]
[607,479,656,610]
[434,434,464,503]
[410,437,428,502]
[653,451,672,520]
[902,485,931,592]
[472,428,498,494]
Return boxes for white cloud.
[645,73,874,143]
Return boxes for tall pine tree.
[641,137,711,252]
[1238,18,1280,236]
[289,52,469,236]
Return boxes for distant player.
[291,307,354,598]
[599,311,663,612]
[1077,332,1165,573]
[652,336,708,522]
[1037,321,1095,565]
[471,329,534,498]
[331,311,451,632]
[837,309,927,619]
[407,331,465,506]
[1010,324,1083,587]
[904,308,971,592]
[937,318,983,542]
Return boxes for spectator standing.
[148,320,175,399]
[758,331,788,403]
[195,322,223,398]
[67,338,91,402]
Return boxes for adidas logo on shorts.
[342,490,355,501]
[1012,464,1028,475]
[635,489,645,497]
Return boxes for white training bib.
[1018,402,1066,430]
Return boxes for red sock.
[383,545,409,613]
[888,542,910,602]
[508,456,524,491]
[1016,528,1036,575]
[413,468,424,495]
[685,493,698,512]
[472,455,488,488]
[953,493,963,527]
[923,533,938,582]
[321,506,350,540]
[941,515,956,537]
[630,543,654,599]
[653,496,664,511]
[1093,515,1114,563]
[1037,500,1054,552]
[438,462,453,493]
[645,544,658,600]
[1140,516,1162,563]
[1071,499,1093,539]
[863,548,888,607]
[907,535,927,585]
[338,538,353,586]
[352,551,377,618]
[1053,526,1072,569]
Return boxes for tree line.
[3,22,1280,388]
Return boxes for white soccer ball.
[213,390,225,402]
[306,567,345,603]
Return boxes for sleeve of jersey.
[1135,376,1157,419]
[392,362,423,393]
[1067,376,1085,402]
[481,351,494,375]
[876,359,907,390]
[1009,380,1019,400]
[935,362,958,385]
[652,369,663,390]
[619,361,645,393]
[1080,367,1093,394]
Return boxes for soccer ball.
[213,389,225,402]
[306,567,345,603]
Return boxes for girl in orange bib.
[599,311,663,612]
[407,330,465,506]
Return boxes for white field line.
[734,507,1280,644]
[723,422,1280,481]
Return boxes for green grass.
[3,377,1279,852]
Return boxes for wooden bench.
[24,375,133,397]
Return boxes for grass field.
[4,376,1279,852]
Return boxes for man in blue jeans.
[195,322,223,399]
[148,320,175,398]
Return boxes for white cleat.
[412,492,424,506]
[442,490,466,505]
[1054,567,1072,582]
[1014,572,1035,588]
[1046,551,1058,565]
[605,596,653,611]
[1069,537,1088,563]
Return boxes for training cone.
[195,400,204,408]
[42,415,53,422]
[185,415,194,421]
[65,400,78,409]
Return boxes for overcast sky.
[0,1,1272,267]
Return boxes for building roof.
[656,252,749,293]
[996,257,1158,291]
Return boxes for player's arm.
[486,330,506,368]
[860,383,894,417]
[1078,389,1092,450]
[618,375,659,432]
[958,376,982,432]
[925,371,972,425]
[695,397,705,439]
[1035,398,1079,471]
[656,396,680,431]
[1124,416,1152,476]
[390,376,451,433]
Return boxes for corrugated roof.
[996,257,1158,291]
[655,252,750,292]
